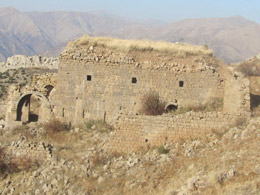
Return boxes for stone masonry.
[109,112,246,153]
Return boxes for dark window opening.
[87,75,92,81]
[132,77,137,84]
[166,104,178,113]
[44,85,54,99]
[145,139,148,143]
[29,114,39,122]
[250,93,260,111]
[62,108,65,117]
[82,110,85,118]
[179,81,184,87]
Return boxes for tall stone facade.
[54,38,225,126]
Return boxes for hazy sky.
[0,0,260,23]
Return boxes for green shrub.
[157,145,169,154]
[140,91,166,116]
[85,120,113,132]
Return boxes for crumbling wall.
[108,112,247,153]
[5,73,57,129]
[223,72,251,115]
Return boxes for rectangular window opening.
[132,77,137,84]
[87,75,92,81]
[179,81,184,87]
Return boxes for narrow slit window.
[132,77,137,84]
[87,75,92,81]
[179,81,184,87]
[82,110,85,118]
[62,108,65,117]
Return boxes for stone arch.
[165,102,178,113]
[15,91,51,123]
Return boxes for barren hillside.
[0,116,259,194]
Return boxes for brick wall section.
[108,112,248,153]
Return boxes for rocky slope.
[0,116,259,194]
[0,55,58,72]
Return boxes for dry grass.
[44,119,70,142]
[169,97,223,115]
[70,35,213,57]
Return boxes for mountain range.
[1,6,260,63]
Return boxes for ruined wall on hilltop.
[54,45,225,126]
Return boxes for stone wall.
[108,112,248,153]
[223,72,251,114]
[0,55,58,72]
[55,52,224,126]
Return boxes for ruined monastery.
[5,36,252,152]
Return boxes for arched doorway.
[16,94,31,121]
[166,104,178,113]
[16,92,48,123]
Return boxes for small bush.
[157,145,169,154]
[140,91,166,116]
[85,120,113,132]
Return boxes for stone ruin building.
[5,36,252,152]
